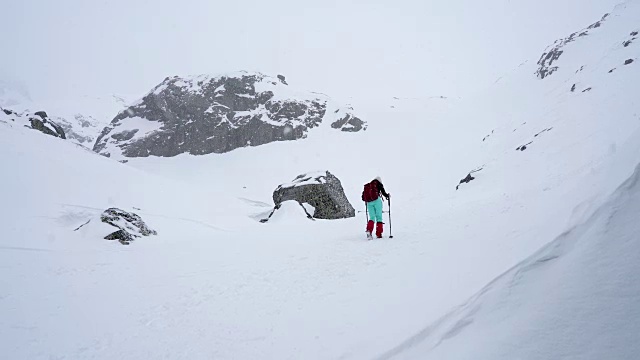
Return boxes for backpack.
[362,181,379,202]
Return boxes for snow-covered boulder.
[272,171,355,220]
[92,71,366,158]
[100,208,157,245]
[0,108,66,139]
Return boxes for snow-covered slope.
[376,3,640,358]
[378,160,640,360]
[0,105,110,148]
[1,2,639,360]
[123,2,640,358]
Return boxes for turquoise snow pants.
[367,198,384,223]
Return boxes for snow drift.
[378,161,640,360]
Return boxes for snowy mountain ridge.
[94,71,366,159]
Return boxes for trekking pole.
[388,197,393,238]
[365,201,369,226]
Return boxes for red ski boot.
[366,220,374,240]
[376,222,384,238]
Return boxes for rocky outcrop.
[536,13,609,79]
[0,107,66,139]
[93,72,366,158]
[331,113,366,132]
[277,74,288,85]
[516,127,553,152]
[29,111,66,139]
[456,167,483,190]
[1,105,106,146]
[100,208,157,245]
[272,171,355,220]
[623,31,638,47]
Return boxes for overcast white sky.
[1,0,620,107]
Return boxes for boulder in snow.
[272,171,355,220]
[100,208,157,245]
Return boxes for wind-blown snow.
[379,161,640,360]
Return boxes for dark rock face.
[277,74,288,85]
[100,208,157,245]
[624,59,634,65]
[536,49,563,79]
[272,171,355,220]
[536,13,609,79]
[93,72,366,158]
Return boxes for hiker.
[362,176,390,239]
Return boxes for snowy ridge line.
[376,161,640,359]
